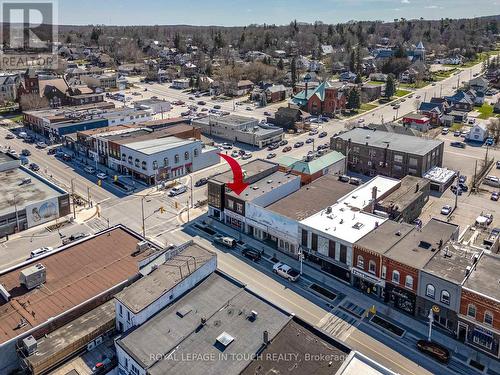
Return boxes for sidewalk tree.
[487,118,500,143]
[385,74,396,99]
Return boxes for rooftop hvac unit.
[22,335,37,355]
[19,263,46,290]
[0,283,10,302]
[136,241,150,252]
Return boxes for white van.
[30,247,53,259]
[168,185,187,197]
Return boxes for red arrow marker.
[217,153,248,195]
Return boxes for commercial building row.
[0,225,395,375]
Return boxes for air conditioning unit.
[136,241,150,252]
[22,335,37,355]
[19,264,46,290]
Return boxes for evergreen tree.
[347,89,361,110]
[385,74,396,99]
[349,50,356,72]
[355,73,362,84]
[291,57,297,88]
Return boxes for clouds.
[401,0,410,3]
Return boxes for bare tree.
[19,94,49,111]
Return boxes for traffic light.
[159,206,166,214]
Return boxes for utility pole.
[141,196,146,238]
[472,160,478,192]
[298,248,304,275]
[13,194,19,233]
[187,200,190,222]
[87,186,91,207]
[71,178,76,219]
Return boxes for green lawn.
[395,89,411,97]
[399,81,427,89]
[367,81,385,86]
[360,103,378,111]
[450,123,463,131]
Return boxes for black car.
[242,247,261,262]
[21,149,31,156]
[294,141,304,148]
[318,131,328,138]
[195,177,208,187]
[62,232,88,245]
[29,163,40,171]
[305,138,314,144]
[416,340,450,364]
[267,143,279,151]
[47,148,57,155]
[62,153,72,161]
[279,140,288,146]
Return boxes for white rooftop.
[123,136,195,155]
[423,166,456,184]
[299,176,398,244]
[339,176,400,210]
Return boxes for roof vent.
[465,265,472,276]
[326,206,332,214]
[248,310,258,322]
[267,180,273,184]
[252,186,259,190]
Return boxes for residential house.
[468,76,489,93]
[265,85,291,103]
[339,71,357,82]
[399,68,418,84]
[171,78,190,89]
[418,101,447,126]
[445,91,474,112]
[267,107,306,131]
[290,81,352,117]
[467,123,488,143]
[0,74,21,104]
[232,80,254,96]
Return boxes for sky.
[57,0,498,26]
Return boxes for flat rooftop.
[423,166,456,184]
[115,244,215,314]
[463,253,500,301]
[122,136,194,155]
[355,221,415,255]
[376,176,429,210]
[0,226,158,345]
[117,272,291,374]
[423,243,477,284]
[241,319,350,375]
[0,166,66,217]
[338,175,400,210]
[336,128,443,156]
[384,219,458,269]
[24,300,115,370]
[212,159,277,184]
[267,175,357,221]
[198,114,257,126]
[109,124,199,144]
[228,171,299,202]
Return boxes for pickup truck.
[272,262,300,282]
[213,234,237,248]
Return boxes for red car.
[416,340,450,364]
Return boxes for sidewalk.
[203,217,500,375]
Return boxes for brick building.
[331,127,444,178]
[290,81,353,117]
[458,253,500,358]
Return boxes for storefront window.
[405,275,413,289]
[175,154,180,163]
[368,260,376,274]
[227,199,234,210]
[184,151,190,160]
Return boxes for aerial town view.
[0,1,499,374]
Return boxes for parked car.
[241,152,252,160]
[213,105,221,109]
[221,142,233,150]
[459,175,467,184]
[242,247,261,262]
[450,185,462,195]
[413,218,423,227]
[21,149,31,156]
[5,133,14,139]
[416,340,450,364]
[213,234,236,248]
[318,131,328,138]
[496,160,500,169]
[47,148,57,155]
[62,153,72,161]
[441,205,452,215]
[96,172,107,180]
[273,262,300,282]
[231,150,240,158]
[450,141,466,148]
[29,163,39,171]
[305,138,314,144]
[29,246,54,259]
[453,131,461,137]
[267,152,277,159]
[62,232,88,245]
[168,185,187,197]
[282,146,292,152]
[294,141,304,148]
[309,129,318,136]
[441,128,449,135]
[195,177,208,187]
[84,166,96,174]
[267,143,279,151]
[264,111,271,116]
[245,106,253,111]
[491,192,499,201]
[486,138,495,146]
[36,142,47,149]
[279,140,288,146]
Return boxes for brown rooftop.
[267,175,357,221]
[110,125,199,145]
[77,124,138,137]
[0,226,157,344]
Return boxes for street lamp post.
[187,173,194,208]
[298,247,304,275]
[427,308,434,341]
[70,178,76,219]
[141,196,146,237]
